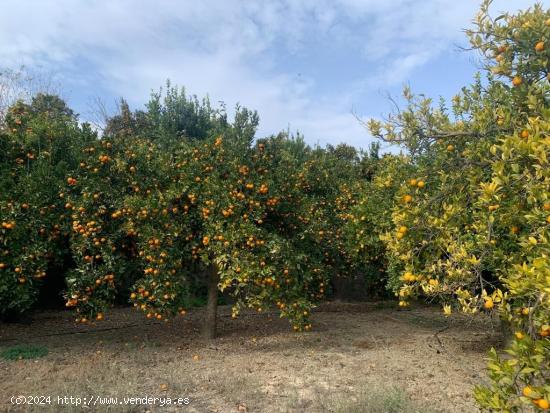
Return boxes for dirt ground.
[0,301,504,413]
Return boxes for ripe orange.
[544,203,550,211]
[417,180,425,188]
[515,331,524,340]
[512,76,522,87]
[523,386,532,397]
[537,399,549,410]
[409,179,418,186]
[521,130,529,139]
[447,144,455,152]
[403,194,413,203]
[484,298,494,310]
[535,41,545,52]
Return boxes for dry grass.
[0,302,501,412]
[321,385,438,413]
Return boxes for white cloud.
[0,0,546,149]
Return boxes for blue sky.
[0,0,545,150]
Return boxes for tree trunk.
[331,275,347,302]
[499,318,513,348]
[203,264,219,340]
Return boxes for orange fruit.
[447,144,455,152]
[484,298,494,310]
[535,41,545,52]
[521,130,529,139]
[428,279,439,287]
[515,331,525,340]
[512,76,522,87]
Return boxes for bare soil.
[0,302,504,413]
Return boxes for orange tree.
[127,130,357,338]
[62,85,233,326]
[63,91,340,338]
[62,134,171,323]
[279,140,366,299]
[0,94,94,319]
[356,2,549,411]
[254,137,380,300]
[343,152,414,296]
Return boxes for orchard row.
[1,1,549,410]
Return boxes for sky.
[0,0,546,151]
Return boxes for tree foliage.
[351,2,550,410]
